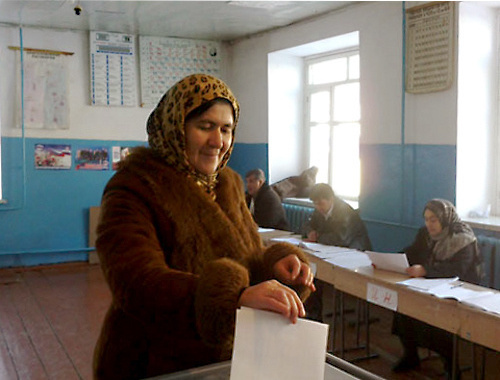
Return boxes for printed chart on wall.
[139,36,221,107]
[90,31,137,106]
[15,49,70,129]
[405,1,455,93]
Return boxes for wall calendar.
[139,36,221,107]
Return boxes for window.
[456,3,498,220]
[305,51,360,201]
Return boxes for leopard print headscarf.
[147,74,240,198]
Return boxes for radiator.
[476,235,500,290]
[282,203,314,234]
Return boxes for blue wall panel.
[0,138,461,266]
[360,143,457,252]
[360,144,404,224]
[228,143,268,179]
[0,137,145,263]
[412,144,456,222]
[364,221,418,253]
[0,138,267,267]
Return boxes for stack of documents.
[430,283,494,302]
[298,242,371,269]
[398,277,460,292]
[398,277,498,312]
[461,293,500,315]
[269,238,372,270]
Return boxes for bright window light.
[306,51,360,200]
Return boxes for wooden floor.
[0,262,498,380]
[0,263,110,379]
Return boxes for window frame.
[304,49,360,202]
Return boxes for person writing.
[93,74,315,380]
[301,183,372,322]
[302,183,372,251]
[245,168,289,230]
[392,199,484,375]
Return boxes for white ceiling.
[0,0,361,42]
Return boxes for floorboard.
[0,282,49,379]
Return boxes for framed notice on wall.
[405,1,455,94]
[90,31,137,107]
[139,36,221,107]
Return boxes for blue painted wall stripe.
[0,137,493,268]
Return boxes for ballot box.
[148,353,384,380]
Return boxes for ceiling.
[0,0,360,42]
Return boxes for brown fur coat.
[93,147,309,379]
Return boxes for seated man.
[302,183,372,251]
[245,169,289,231]
[302,183,372,322]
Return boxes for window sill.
[461,215,500,233]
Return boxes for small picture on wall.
[34,144,72,170]
[112,146,132,170]
[75,147,109,170]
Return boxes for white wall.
[0,25,149,141]
[0,25,230,142]
[268,52,303,182]
[456,3,498,216]
[229,2,410,150]
[227,2,462,184]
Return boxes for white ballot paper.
[230,307,328,380]
[367,251,409,274]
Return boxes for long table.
[260,230,500,353]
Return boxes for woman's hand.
[406,264,426,277]
[237,280,305,323]
[306,230,318,242]
[273,254,316,292]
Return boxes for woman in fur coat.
[93,74,315,380]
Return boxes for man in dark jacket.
[245,169,289,231]
[302,183,372,251]
[302,183,372,322]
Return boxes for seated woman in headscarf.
[93,74,315,380]
[392,199,484,375]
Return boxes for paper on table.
[461,293,500,314]
[367,251,409,274]
[429,283,494,301]
[230,307,328,380]
[299,241,353,254]
[258,227,275,233]
[324,251,372,270]
[398,277,459,292]
[269,237,303,246]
